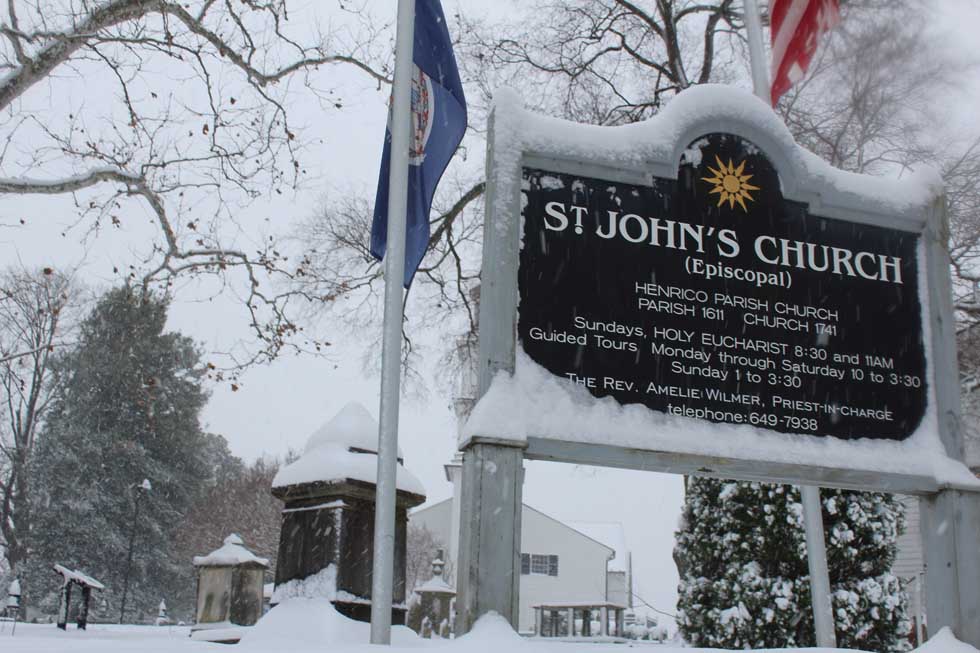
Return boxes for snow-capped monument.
[191,533,268,642]
[271,402,425,625]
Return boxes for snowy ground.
[0,622,201,652]
[2,604,976,653]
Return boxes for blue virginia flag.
[370,0,467,288]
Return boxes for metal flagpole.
[370,0,416,644]
[742,1,837,648]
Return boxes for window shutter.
[548,555,559,577]
[521,553,530,575]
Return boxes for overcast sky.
[3,0,979,631]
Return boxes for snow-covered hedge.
[675,479,911,651]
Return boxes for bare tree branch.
[0,0,396,370]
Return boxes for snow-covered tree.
[674,478,911,652]
[0,268,81,580]
[25,286,225,621]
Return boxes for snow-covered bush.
[674,479,910,651]
[624,622,669,642]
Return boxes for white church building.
[409,457,632,634]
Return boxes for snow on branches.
[675,479,911,651]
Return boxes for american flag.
[770,0,840,105]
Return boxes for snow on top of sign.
[491,84,942,220]
[461,351,980,491]
[272,440,424,495]
[53,564,105,590]
[303,401,404,459]
[193,533,269,568]
[565,521,628,573]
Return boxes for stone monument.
[271,402,425,624]
[408,552,455,637]
[191,534,268,642]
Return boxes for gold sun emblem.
[701,156,760,212]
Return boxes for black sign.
[518,133,927,440]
